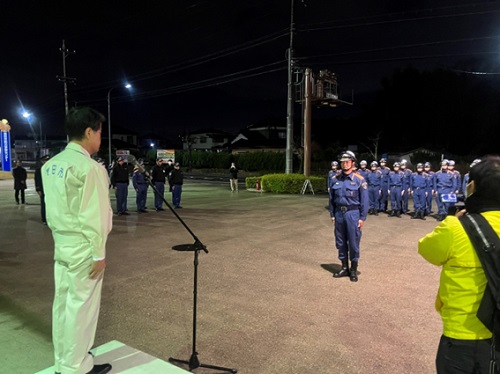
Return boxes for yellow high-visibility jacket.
[418,212,500,340]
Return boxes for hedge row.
[246,174,326,194]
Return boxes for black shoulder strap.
[460,214,500,335]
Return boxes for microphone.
[127,154,150,178]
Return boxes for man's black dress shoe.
[86,363,112,374]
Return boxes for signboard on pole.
[116,149,130,162]
[157,149,175,163]
[0,118,12,172]
[1,131,12,172]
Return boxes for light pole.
[107,83,132,165]
[22,111,42,158]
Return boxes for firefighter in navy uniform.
[366,161,382,215]
[378,158,391,213]
[329,151,369,282]
[462,159,481,198]
[434,159,457,221]
[434,160,458,220]
[357,160,369,180]
[388,162,404,217]
[110,157,130,215]
[400,160,413,214]
[327,161,340,212]
[151,158,166,211]
[424,162,435,216]
[448,160,462,194]
[410,163,429,220]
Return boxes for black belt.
[414,187,424,190]
[336,205,358,212]
[390,185,401,188]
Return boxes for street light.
[22,111,43,158]
[107,83,132,165]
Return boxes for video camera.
[443,193,466,216]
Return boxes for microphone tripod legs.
[169,353,237,373]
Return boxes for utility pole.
[57,40,76,137]
[285,0,295,174]
[303,68,312,177]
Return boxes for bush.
[246,174,326,193]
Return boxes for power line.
[77,60,287,105]
[299,4,500,31]
[295,35,500,61]
[69,28,289,98]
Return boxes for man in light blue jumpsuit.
[366,161,382,215]
[410,163,429,220]
[329,151,369,282]
[434,159,457,221]
[388,162,404,217]
[378,158,390,213]
[43,107,113,374]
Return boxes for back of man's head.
[469,155,500,200]
[65,107,105,141]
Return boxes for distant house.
[13,136,66,162]
[182,128,233,151]
[229,121,286,154]
[107,125,138,147]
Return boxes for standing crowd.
[329,156,478,222]
[109,157,184,214]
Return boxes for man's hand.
[331,217,335,223]
[358,220,365,230]
[455,209,467,218]
[89,259,106,279]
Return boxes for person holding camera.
[418,155,500,374]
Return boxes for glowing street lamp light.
[107,83,132,165]
[21,111,43,157]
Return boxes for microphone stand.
[129,156,237,373]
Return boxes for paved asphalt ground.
[0,174,444,374]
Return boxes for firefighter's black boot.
[350,261,358,282]
[396,210,401,218]
[334,260,349,278]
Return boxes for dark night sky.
[2,1,500,143]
